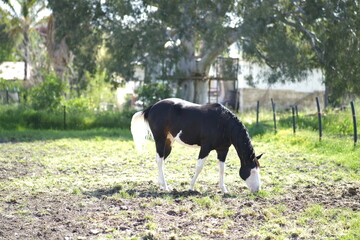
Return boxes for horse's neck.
[230,121,254,164]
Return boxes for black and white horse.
[131,98,262,193]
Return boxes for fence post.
[63,105,66,130]
[256,100,260,125]
[271,98,277,134]
[292,106,296,135]
[6,87,9,104]
[295,105,298,118]
[315,97,322,141]
[17,88,20,103]
[350,101,357,146]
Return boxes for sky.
[0,0,51,21]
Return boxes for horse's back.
[145,98,231,147]
[145,98,202,131]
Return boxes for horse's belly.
[169,130,200,148]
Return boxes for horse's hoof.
[220,186,228,193]
[160,186,170,191]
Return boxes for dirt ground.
[0,160,359,240]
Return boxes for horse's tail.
[131,106,153,152]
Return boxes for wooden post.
[292,106,296,135]
[316,97,322,141]
[256,100,260,125]
[271,98,277,134]
[350,101,357,146]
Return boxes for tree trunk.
[178,77,209,104]
[193,79,208,104]
[176,30,238,104]
[23,28,29,81]
[47,15,72,79]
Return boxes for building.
[0,61,30,81]
[236,61,325,111]
[0,62,26,103]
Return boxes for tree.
[238,0,360,104]
[104,0,247,103]
[0,0,48,81]
[0,12,17,62]
[47,0,105,95]
[46,0,360,104]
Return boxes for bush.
[0,104,136,130]
[135,82,173,106]
[28,72,65,111]
[64,97,91,114]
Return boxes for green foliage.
[277,104,359,136]
[0,19,17,62]
[80,68,116,108]
[0,79,23,91]
[135,83,173,107]
[0,104,135,130]
[45,0,360,102]
[242,0,360,98]
[240,0,315,83]
[63,97,90,113]
[28,72,65,111]
[47,0,104,76]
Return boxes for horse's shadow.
[85,184,236,200]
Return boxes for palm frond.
[1,0,19,17]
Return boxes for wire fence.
[254,98,358,146]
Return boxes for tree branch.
[198,28,241,73]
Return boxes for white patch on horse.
[168,98,199,107]
[174,130,200,148]
[190,157,207,191]
[219,161,228,193]
[156,153,169,191]
[245,167,261,193]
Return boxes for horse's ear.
[256,153,264,160]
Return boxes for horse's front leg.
[219,161,228,193]
[217,149,229,193]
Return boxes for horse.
[131,98,263,193]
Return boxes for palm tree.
[0,0,47,81]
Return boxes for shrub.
[135,82,173,106]
[28,72,65,111]
[0,104,135,130]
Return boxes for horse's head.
[239,154,263,193]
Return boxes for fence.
[253,98,358,146]
[0,89,20,104]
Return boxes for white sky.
[0,1,51,21]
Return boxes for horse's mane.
[223,108,256,165]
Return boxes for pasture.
[0,128,359,240]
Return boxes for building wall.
[0,62,30,80]
[238,61,325,92]
[239,88,325,112]
[235,61,325,111]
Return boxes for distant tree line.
[1,0,360,106]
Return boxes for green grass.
[0,123,359,239]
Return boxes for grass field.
[0,126,359,239]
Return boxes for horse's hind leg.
[155,138,172,191]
